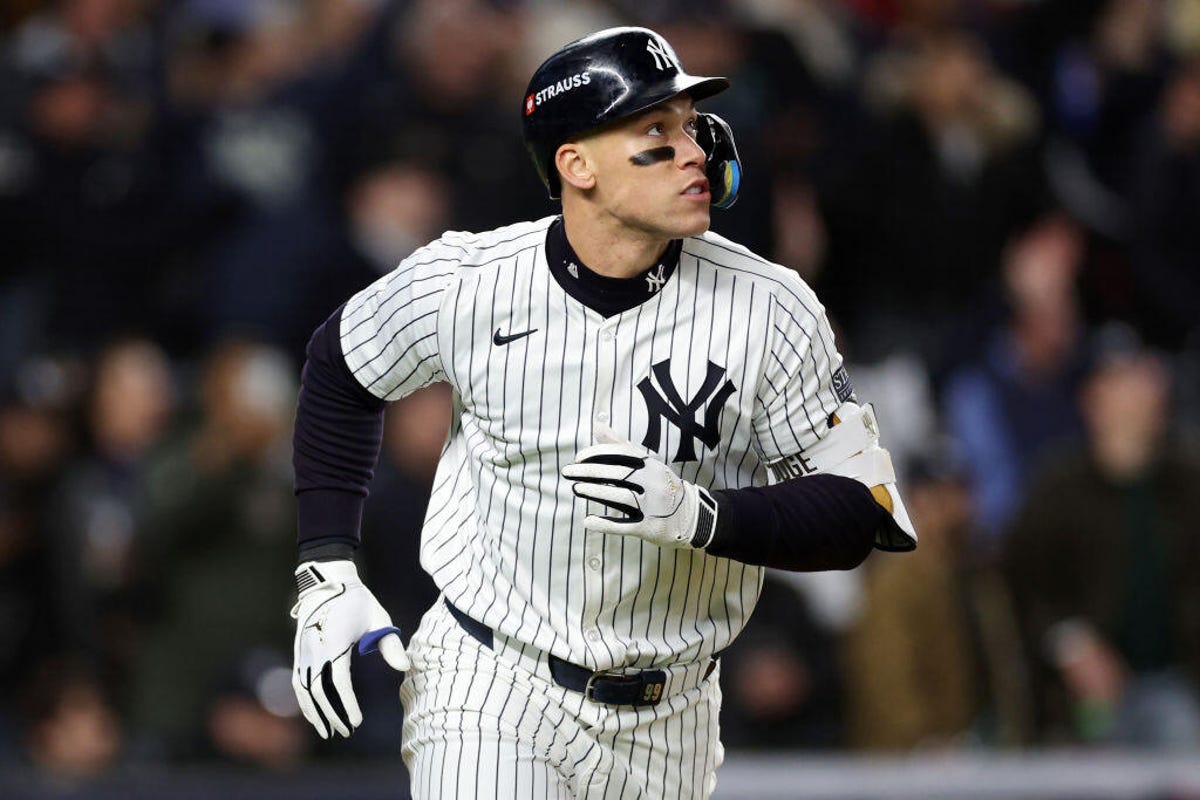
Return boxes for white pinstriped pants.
[399,599,724,799]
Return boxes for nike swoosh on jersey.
[493,328,538,345]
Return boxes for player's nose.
[676,131,705,170]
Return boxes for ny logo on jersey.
[638,360,736,463]
[645,264,666,293]
[646,37,674,71]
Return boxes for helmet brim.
[602,74,730,128]
[680,75,730,104]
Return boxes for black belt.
[444,600,715,707]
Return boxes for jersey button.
[585,629,601,643]
[595,411,609,423]
[587,556,601,571]
[602,330,614,342]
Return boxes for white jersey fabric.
[340,215,847,673]
[400,598,723,799]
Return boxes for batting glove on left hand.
[562,425,719,550]
[291,560,409,739]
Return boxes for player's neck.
[561,211,670,280]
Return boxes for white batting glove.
[562,425,719,550]
[290,560,410,739]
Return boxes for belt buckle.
[585,669,667,707]
[584,669,629,703]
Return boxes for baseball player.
[289,27,916,799]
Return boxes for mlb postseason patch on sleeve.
[832,366,855,403]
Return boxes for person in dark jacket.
[1006,331,1200,747]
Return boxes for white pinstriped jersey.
[340,215,846,671]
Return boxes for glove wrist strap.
[295,559,360,595]
[691,487,719,549]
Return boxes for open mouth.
[683,180,710,196]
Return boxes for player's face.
[583,96,711,239]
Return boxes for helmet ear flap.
[696,113,741,210]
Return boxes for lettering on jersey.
[638,360,736,463]
[646,37,674,71]
[765,452,818,482]
[831,365,855,403]
[532,72,592,110]
[645,264,666,293]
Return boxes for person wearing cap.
[286,27,916,797]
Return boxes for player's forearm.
[294,303,386,557]
[706,474,882,570]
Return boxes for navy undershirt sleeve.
[293,303,385,559]
[707,474,884,571]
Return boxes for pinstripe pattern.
[401,601,723,799]
[340,216,844,797]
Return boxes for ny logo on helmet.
[638,360,736,463]
[646,37,674,71]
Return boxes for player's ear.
[555,141,595,192]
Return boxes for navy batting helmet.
[522,27,732,201]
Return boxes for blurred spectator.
[820,30,1044,371]
[161,0,357,355]
[842,451,980,751]
[0,358,82,745]
[770,174,827,285]
[942,212,1090,551]
[313,157,453,311]
[48,339,174,698]
[1130,54,1200,350]
[739,0,859,92]
[345,0,541,234]
[3,0,174,355]
[1006,329,1200,748]
[345,161,451,278]
[204,648,306,769]
[22,659,122,778]
[719,575,845,749]
[1040,0,1169,228]
[127,341,298,759]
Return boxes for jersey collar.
[545,217,682,319]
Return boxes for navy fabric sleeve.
[707,474,883,571]
[293,303,386,553]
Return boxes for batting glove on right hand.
[291,560,409,739]
[562,425,719,550]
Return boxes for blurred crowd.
[2,0,1200,781]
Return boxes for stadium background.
[1,0,1199,797]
